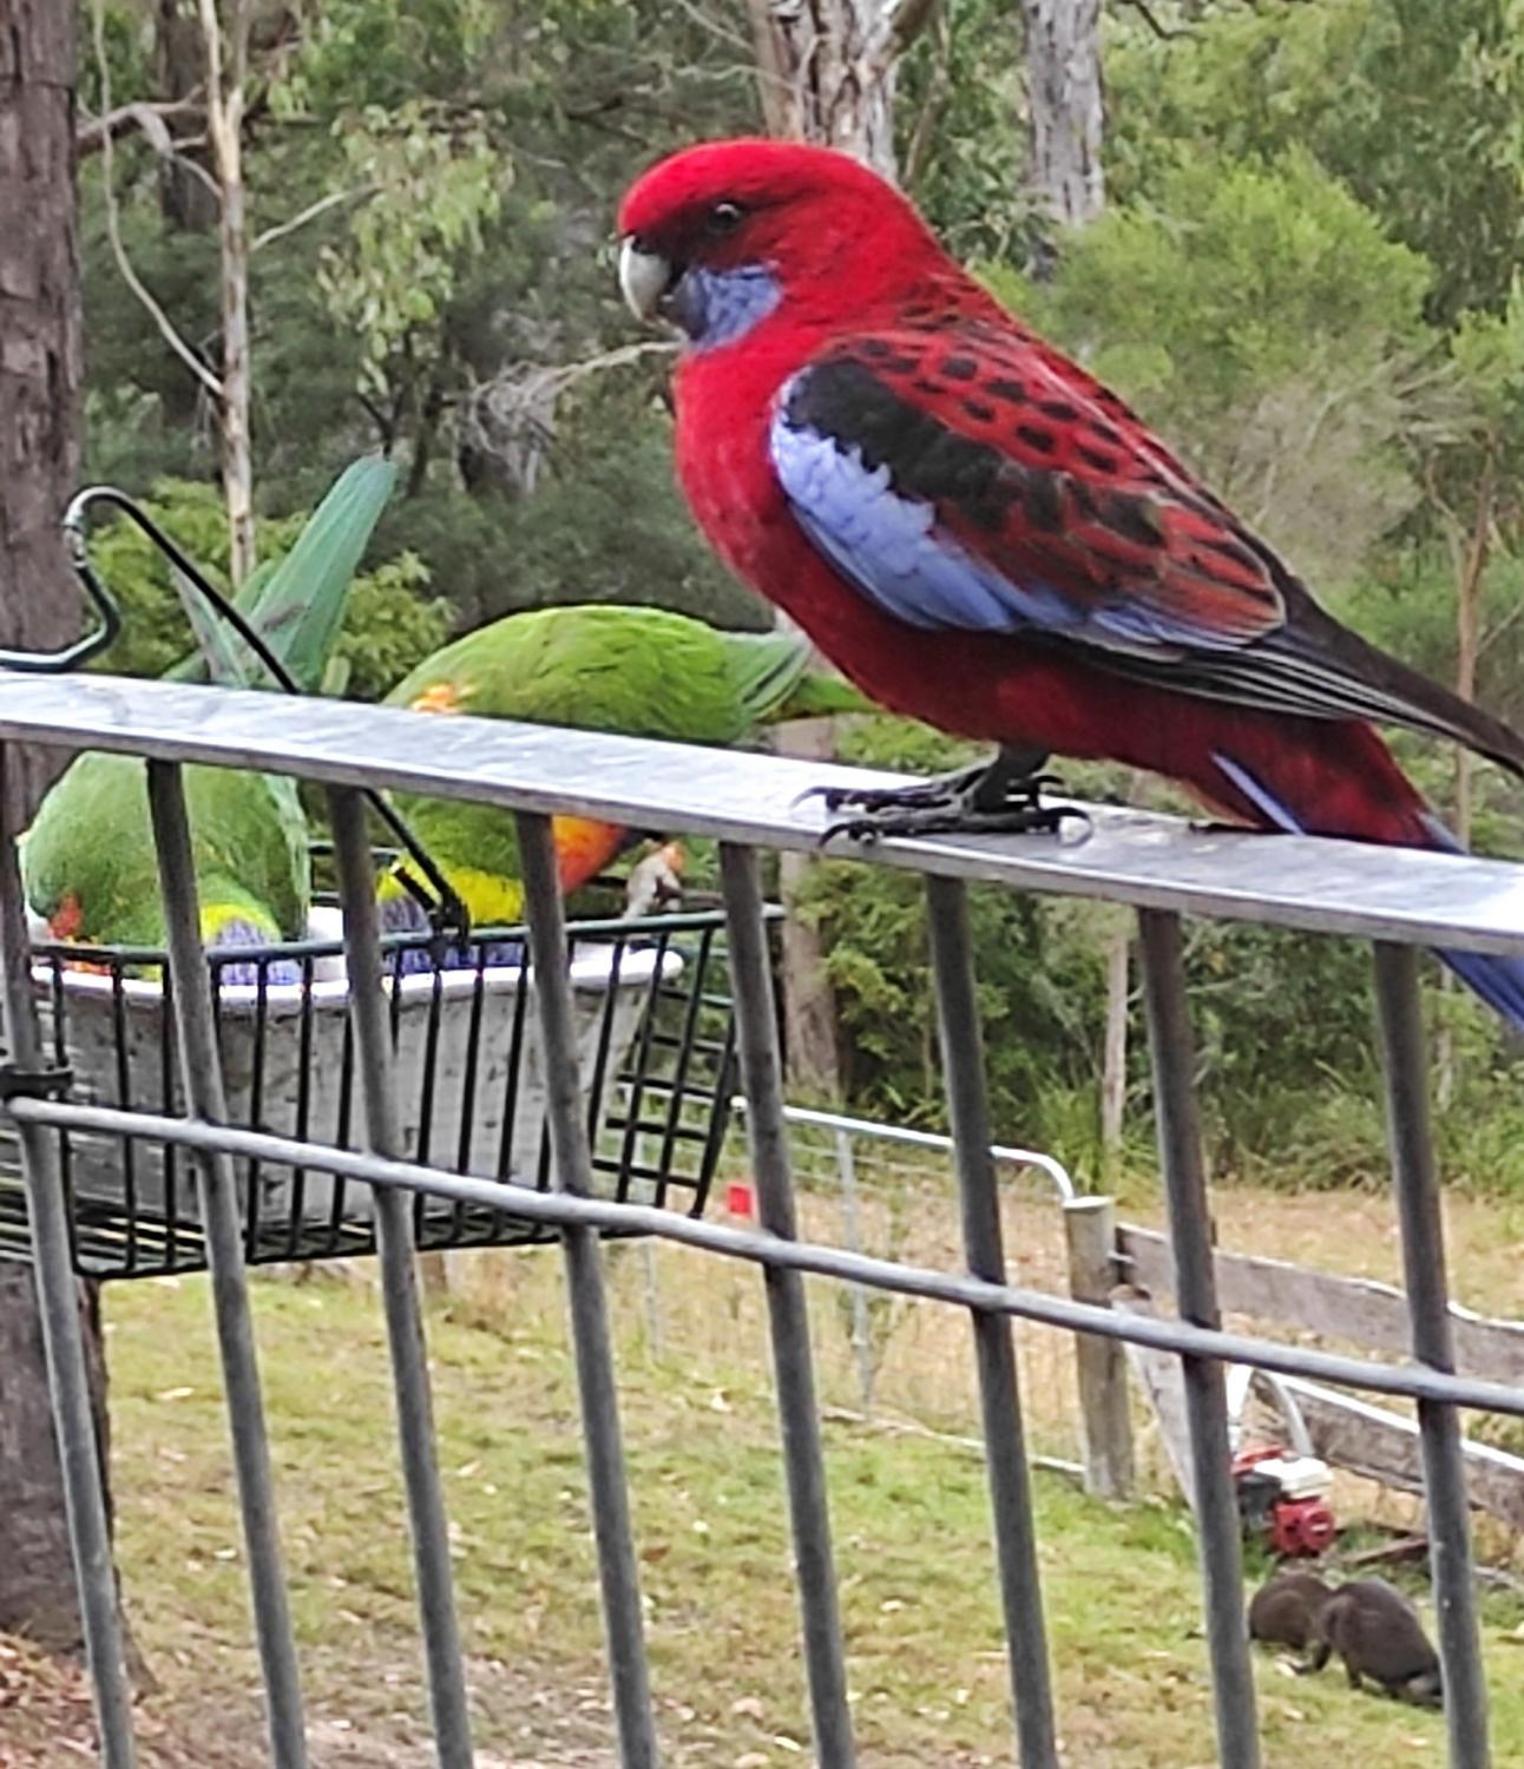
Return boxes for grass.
[97,1230,1524,1768]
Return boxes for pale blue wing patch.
[768,390,1081,635]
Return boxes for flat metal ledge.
[4,671,1524,956]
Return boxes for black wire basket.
[0,904,749,1281]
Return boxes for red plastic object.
[726,1181,755,1219]
[1269,1496,1337,1558]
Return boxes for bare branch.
[1113,0,1191,40]
[88,0,223,401]
[76,98,202,159]
[463,341,679,494]
[669,0,753,53]
[251,184,377,254]
[77,95,222,204]
[485,340,679,405]
[165,147,224,205]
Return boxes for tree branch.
[1114,0,1191,40]
[76,98,202,159]
[251,184,377,254]
[88,0,223,401]
[904,3,951,187]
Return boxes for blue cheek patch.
[673,265,782,350]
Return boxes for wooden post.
[1064,1196,1134,1499]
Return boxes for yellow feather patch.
[409,681,467,715]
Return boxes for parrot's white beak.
[619,237,673,322]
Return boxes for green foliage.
[335,551,449,700]
[984,149,1439,584]
[84,478,448,696]
[317,103,505,406]
[1105,0,1524,325]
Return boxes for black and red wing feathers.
[771,321,1524,775]
[783,324,1287,657]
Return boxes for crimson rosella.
[616,138,1524,1030]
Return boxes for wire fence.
[3,668,1523,1769]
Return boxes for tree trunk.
[199,0,256,583]
[0,0,119,1660]
[1452,452,1494,850]
[1100,919,1130,1173]
[1019,0,1105,265]
[155,0,219,232]
[0,0,84,821]
[746,0,940,182]
[0,1270,116,1650]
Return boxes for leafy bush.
[83,477,450,696]
[982,148,1438,588]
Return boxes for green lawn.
[97,1254,1524,1767]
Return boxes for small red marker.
[726,1181,755,1219]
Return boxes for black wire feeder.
[0,908,745,1279]
[0,488,752,1279]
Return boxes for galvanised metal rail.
[3,672,1522,1769]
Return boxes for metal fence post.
[833,1126,876,1415]
[1137,907,1260,1769]
[328,786,476,1769]
[0,744,138,1769]
[1373,942,1490,1769]
[517,810,660,1769]
[926,875,1059,1769]
[1062,1197,1134,1500]
[719,843,856,1769]
[144,760,309,1769]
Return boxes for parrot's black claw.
[810,748,1087,848]
[821,799,1088,847]
[802,760,994,818]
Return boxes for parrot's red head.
[617,139,941,349]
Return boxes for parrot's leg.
[816,746,1085,844]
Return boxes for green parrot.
[22,457,396,978]
[379,603,869,942]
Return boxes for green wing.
[22,754,309,948]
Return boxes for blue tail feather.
[1213,753,1524,1037]
[1435,946,1524,1034]
[1417,815,1524,1035]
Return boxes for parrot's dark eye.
[705,200,745,237]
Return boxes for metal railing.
[3,669,1524,1769]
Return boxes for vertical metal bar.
[925,876,1059,1769]
[1136,908,1259,1769]
[0,744,137,1769]
[833,1128,875,1415]
[517,811,659,1769]
[718,844,855,1769]
[1372,942,1489,1768]
[326,787,475,1769]
[144,761,309,1769]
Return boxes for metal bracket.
[0,1062,74,1103]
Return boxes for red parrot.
[616,138,1524,1031]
